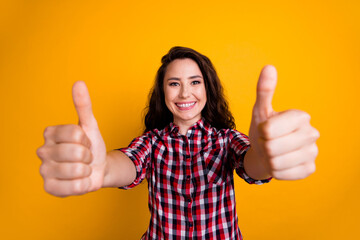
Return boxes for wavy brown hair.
[144,46,235,132]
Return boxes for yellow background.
[1,0,359,239]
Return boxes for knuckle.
[70,181,81,194]
[70,180,85,195]
[36,147,46,159]
[43,179,69,198]
[307,127,320,141]
[70,125,85,143]
[310,144,319,158]
[39,164,48,178]
[43,181,54,195]
[305,162,316,176]
[312,128,320,140]
[73,146,86,161]
[292,110,311,124]
[72,163,86,177]
[299,111,311,122]
[43,126,53,139]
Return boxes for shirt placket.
[183,135,194,239]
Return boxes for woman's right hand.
[37,81,107,197]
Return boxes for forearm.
[102,150,137,188]
[243,147,272,180]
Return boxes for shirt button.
[187,198,191,203]
[189,222,193,227]
[186,175,190,180]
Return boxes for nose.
[179,84,190,98]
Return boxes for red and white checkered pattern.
[119,118,270,240]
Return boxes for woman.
[37,47,319,239]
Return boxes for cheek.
[203,90,207,102]
[164,95,171,109]
[163,86,170,100]
[164,87,178,102]
[164,88,174,109]
[198,87,207,102]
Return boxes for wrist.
[101,152,113,188]
[244,147,272,180]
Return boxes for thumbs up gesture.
[37,81,107,197]
[247,66,320,180]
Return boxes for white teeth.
[177,102,195,108]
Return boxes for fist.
[249,66,320,180]
[37,125,93,196]
[37,81,107,197]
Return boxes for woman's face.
[163,58,207,127]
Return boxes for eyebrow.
[167,75,203,81]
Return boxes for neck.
[174,117,201,135]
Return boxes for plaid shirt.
[119,118,270,240]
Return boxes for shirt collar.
[168,118,212,136]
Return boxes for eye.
[169,82,179,86]
[191,80,201,85]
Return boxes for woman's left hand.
[248,65,320,180]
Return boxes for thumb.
[72,81,97,129]
[253,65,278,121]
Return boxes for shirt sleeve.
[116,132,153,190]
[228,129,271,185]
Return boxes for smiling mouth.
[175,102,196,110]
[176,102,195,107]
